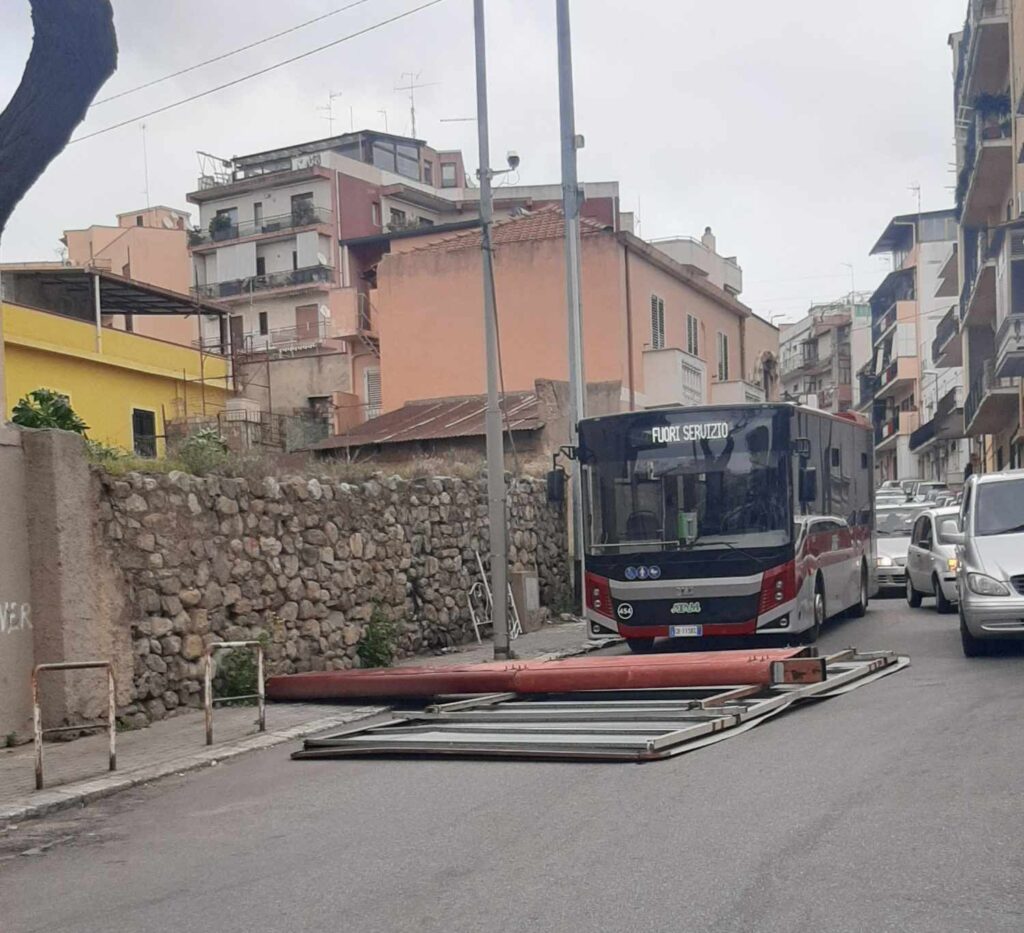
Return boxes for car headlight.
[876,555,894,568]
[966,573,1010,597]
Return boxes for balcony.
[955,0,1011,109]
[965,359,1018,435]
[858,371,880,411]
[995,313,1024,377]
[876,410,919,452]
[960,227,1001,327]
[931,306,962,367]
[910,387,965,453]
[875,356,918,400]
[190,207,334,248]
[193,264,335,302]
[958,108,1013,228]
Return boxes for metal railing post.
[204,641,266,746]
[32,660,117,791]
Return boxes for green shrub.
[12,388,88,433]
[213,634,270,705]
[357,606,399,668]
[176,427,229,476]
[86,439,132,465]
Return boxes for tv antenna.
[317,90,344,136]
[378,109,389,132]
[395,71,438,137]
[909,182,922,215]
[141,123,151,208]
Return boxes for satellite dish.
[317,252,328,265]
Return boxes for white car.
[905,507,960,613]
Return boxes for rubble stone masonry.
[98,470,569,727]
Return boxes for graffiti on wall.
[0,602,31,634]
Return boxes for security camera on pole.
[473,0,521,660]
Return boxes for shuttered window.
[364,369,382,420]
[686,314,699,356]
[717,332,730,381]
[650,295,665,350]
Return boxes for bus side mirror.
[546,468,566,504]
[799,467,818,504]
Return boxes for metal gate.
[293,649,907,763]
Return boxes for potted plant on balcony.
[209,212,236,242]
[974,90,1012,139]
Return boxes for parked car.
[905,507,960,613]
[909,481,951,503]
[945,471,1024,656]
[875,503,930,595]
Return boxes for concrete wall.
[237,351,351,415]
[0,424,34,739]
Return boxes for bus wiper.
[682,539,769,565]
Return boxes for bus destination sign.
[649,422,730,445]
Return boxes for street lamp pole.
[473,0,510,660]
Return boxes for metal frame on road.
[293,650,908,763]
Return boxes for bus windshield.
[581,409,791,554]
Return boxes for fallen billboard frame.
[292,649,908,764]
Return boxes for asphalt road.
[3,597,1024,933]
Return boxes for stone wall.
[99,470,569,727]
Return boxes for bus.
[578,403,875,652]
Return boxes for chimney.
[701,226,716,253]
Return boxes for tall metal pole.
[557,0,587,614]
[474,0,510,660]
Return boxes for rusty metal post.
[257,644,266,734]
[107,666,117,773]
[205,641,265,746]
[32,667,43,791]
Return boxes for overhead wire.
[91,0,380,106]
[70,0,448,144]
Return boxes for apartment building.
[779,296,871,413]
[370,207,778,422]
[859,210,965,483]
[185,129,622,426]
[944,0,1024,473]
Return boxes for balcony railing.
[957,107,1012,223]
[932,306,959,363]
[192,264,334,300]
[909,418,936,452]
[191,207,334,246]
[995,312,1024,378]
[965,358,1016,429]
[872,304,897,346]
[955,0,1011,106]
[858,372,880,409]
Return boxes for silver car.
[874,504,930,594]
[905,507,960,613]
[945,471,1024,656]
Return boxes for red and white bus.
[579,404,876,652]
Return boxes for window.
[135,215,143,227]
[831,447,841,468]
[441,162,457,188]
[291,192,315,225]
[255,256,266,277]
[258,312,269,336]
[364,368,382,420]
[419,217,434,227]
[132,409,157,459]
[686,314,699,356]
[389,207,407,228]
[371,202,381,226]
[292,250,299,271]
[717,332,730,381]
[253,202,263,230]
[423,160,433,186]
[650,295,665,350]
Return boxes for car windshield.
[581,408,791,553]
[975,479,1024,536]
[876,506,928,537]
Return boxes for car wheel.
[906,576,923,608]
[848,564,868,618]
[626,637,656,654]
[934,575,954,614]
[960,611,987,657]
[801,578,825,644]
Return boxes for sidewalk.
[1,620,616,824]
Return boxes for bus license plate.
[670,625,703,637]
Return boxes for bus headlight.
[876,555,894,568]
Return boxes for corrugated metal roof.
[311,391,543,450]
[413,205,609,254]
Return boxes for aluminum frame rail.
[292,650,907,764]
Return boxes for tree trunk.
[0,0,117,236]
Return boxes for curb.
[0,705,385,826]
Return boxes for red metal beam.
[265,648,816,701]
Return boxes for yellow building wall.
[2,302,230,455]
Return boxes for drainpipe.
[92,273,102,353]
[739,314,747,386]
[623,244,635,410]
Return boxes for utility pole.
[473,0,510,660]
[557,0,587,613]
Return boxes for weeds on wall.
[357,606,399,669]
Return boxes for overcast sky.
[0,0,965,321]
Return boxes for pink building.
[374,207,778,425]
